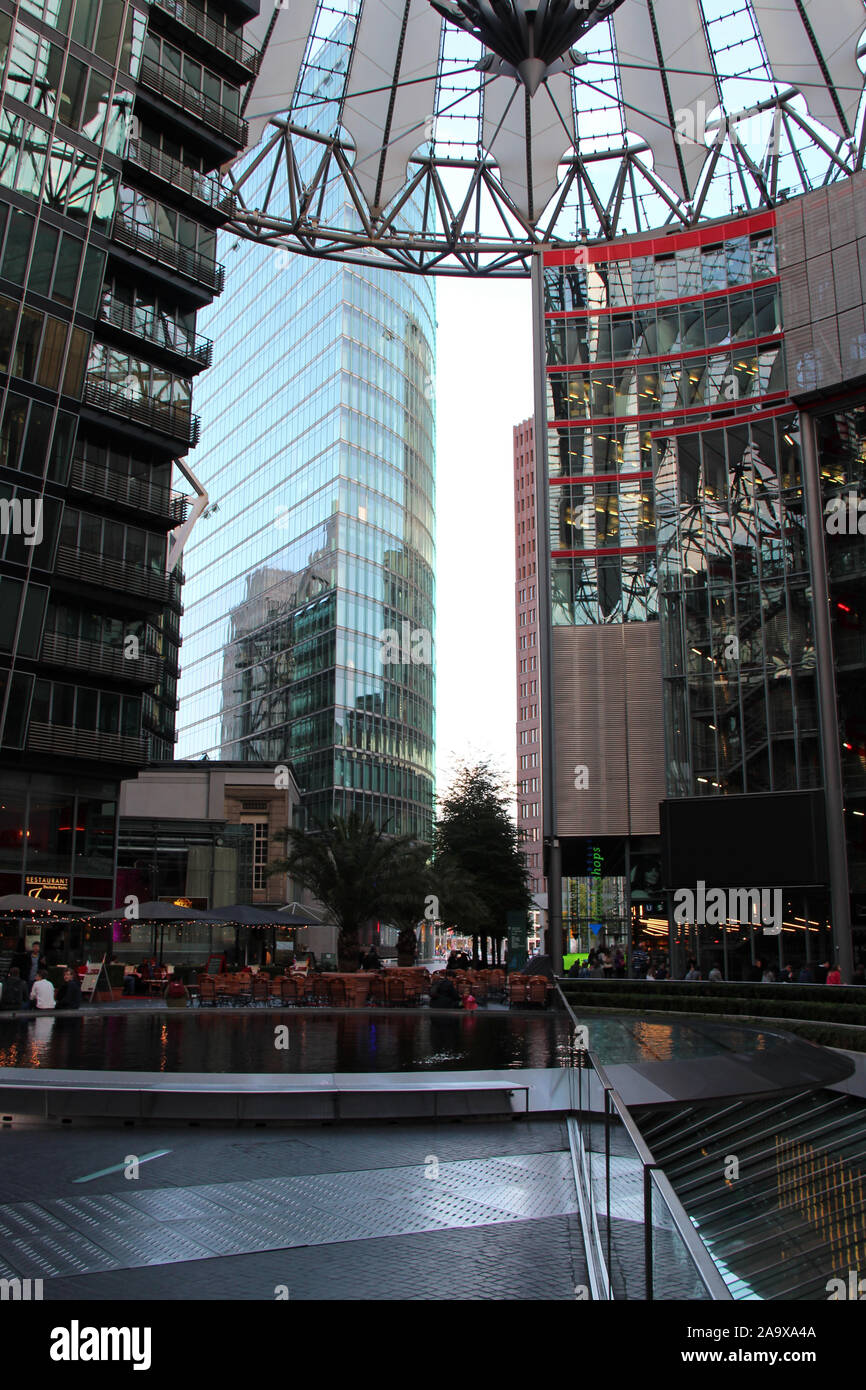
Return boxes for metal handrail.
[138,55,247,147]
[70,456,189,523]
[151,0,261,73]
[83,377,200,448]
[557,982,732,1300]
[124,138,235,216]
[112,213,224,293]
[99,294,213,366]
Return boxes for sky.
[433,276,535,802]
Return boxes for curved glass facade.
[176,50,436,838]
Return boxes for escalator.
[636,1089,866,1298]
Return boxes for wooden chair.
[324,977,348,1007]
[367,975,386,1007]
[508,976,528,1006]
[528,976,549,1008]
[280,976,300,1006]
[385,976,408,1007]
[198,977,216,1007]
[251,975,271,1007]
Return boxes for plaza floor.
[0,1118,589,1300]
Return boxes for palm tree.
[269,813,429,970]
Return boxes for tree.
[269,812,428,970]
[433,761,532,966]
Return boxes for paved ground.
[0,1118,589,1300]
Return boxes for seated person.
[55,969,82,1010]
[429,974,460,1009]
[1,967,26,1009]
[30,971,55,1011]
[362,946,382,971]
[123,964,143,996]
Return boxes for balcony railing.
[27,722,149,764]
[151,0,261,75]
[138,56,247,147]
[54,544,184,612]
[124,138,235,217]
[83,377,200,449]
[40,631,162,685]
[112,213,224,295]
[69,456,189,524]
[99,294,213,368]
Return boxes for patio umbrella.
[0,894,90,917]
[210,905,308,967]
[90,901,225,965]
[279,901,333,926]
[90,902,222,922]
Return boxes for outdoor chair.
[324,977,348,1007]
[508,977,528,1006]
[385,976,408,1007]
[367,975,386,1007]
[527,977,548,1008]
[251,975,271,1007]
[216,977,234,1007]
[280,977,300,1006]
[198,977,216,1007]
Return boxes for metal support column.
[532,250,563,974]
[800,410,854,982]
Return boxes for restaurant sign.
[25,876,70,902]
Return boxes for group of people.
[679,958,858,985]
[567,947,628,979]
[444,948,472,972]
[1,943,82,1011]
[122,958,167,996]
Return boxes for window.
[241,815,269,890]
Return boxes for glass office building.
[176,36,436,840]
[0,0,256,931]
[538,200,865,976]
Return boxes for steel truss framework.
[223,0,866,276]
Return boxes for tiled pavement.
[0,1119,590,1300]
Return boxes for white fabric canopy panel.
[228,0,866,271]
[341,0,444,214]
[612,0,718,201]
[751,0,866,139]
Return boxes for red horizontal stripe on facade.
[543,211,777,267]
[546,332,783,375]
[649,400,796,437]
[544,275,781,320]
[548,389,791,430]
[551,546,656,558]
[549,471,654,485]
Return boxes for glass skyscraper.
[176,35,436,840]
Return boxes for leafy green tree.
[269,813,429,970]
[433,761,532,966]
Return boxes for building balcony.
[111,213,224,295]
[150,0,262,79]
[124,138,236,220]
[69,456,189,526]
[138,56,247,149]
[98,294,213,370]
[26,722,149,764]
[83,377,200,450]
[54,544,184,614]
[40,631,163,685]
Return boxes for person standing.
[30,971,55,1011]
[826,965,842,986]
[26,943,45,992]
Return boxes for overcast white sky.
[433,277,535,802]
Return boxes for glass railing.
[559,985,732,1300]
